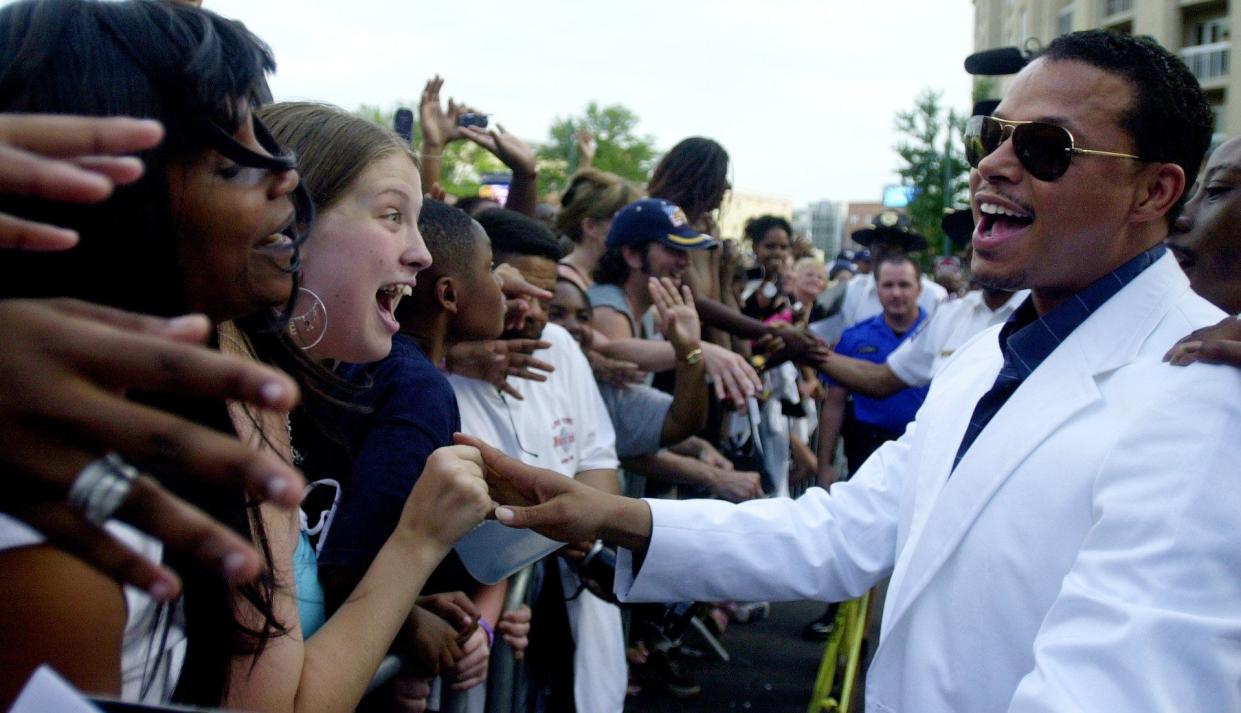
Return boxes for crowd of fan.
[5,2,1241,713]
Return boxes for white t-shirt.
[0,514,186,704]
[449,322,625,713]
[840,272,948,327]
[887,289,1028,386]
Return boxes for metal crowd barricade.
[806,590,872,713]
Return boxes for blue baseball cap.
[606,198,719,251]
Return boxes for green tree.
[893,90,971,256]
[537,102,659,197]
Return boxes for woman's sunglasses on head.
[963,114,1144,182]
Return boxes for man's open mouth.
[976,201,1034,238]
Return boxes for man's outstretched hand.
[452,432,651,553]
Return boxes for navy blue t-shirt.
[826,310,930,434]
[317,334,467,586]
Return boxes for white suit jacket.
[615,253,1241,712]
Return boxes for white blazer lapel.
[882,252,1188,632]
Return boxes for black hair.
[418,199,480,276]
[744,215,793,245]
[474,208,562,263]
[646,137,730,225]
[456,195,501,216]
[0,1,289,705]
[556,276,592,308]
[593,242,652,286]
[1041,30,1214,216]
[0,0,289,316]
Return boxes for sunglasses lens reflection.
[963,116,1073,182]
[1013,123,1073,181]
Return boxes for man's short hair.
[417,199,477,277]
[474,208,563,263]
[875,254,919,281]
[1042,30,1214,215]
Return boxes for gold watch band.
[679,347,704,365]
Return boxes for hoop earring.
[288,287,328,350]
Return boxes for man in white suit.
[464,30,1241,713]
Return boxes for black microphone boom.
[964,46,1031,76]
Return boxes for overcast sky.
[48,0,978,206]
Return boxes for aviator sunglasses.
[964,114,1143,182]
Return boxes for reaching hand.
[445,340,554,400]
[460,124,536,177]
[403,605,464,678]
[0,114,163,251]
[1165,316,1241,367]
[417,590,480,638]
[419,75,474,150]
[650,277,702,356]
[586,349,646,389]
[702,342,763,409]
[453,433,612,544]
[0,298,304,601]
[696,440,735,471]
[400,445,494,550]
[494,263,553,330]
[709,468,764,503]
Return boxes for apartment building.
[974,0,1237,139]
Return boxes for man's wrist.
[598,494,652,553]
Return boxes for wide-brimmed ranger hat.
[851,209,929,251]
[941,207,976,248]
[607,198,719,251]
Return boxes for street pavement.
[626,600,828,713]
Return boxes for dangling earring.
[288,287,328,350]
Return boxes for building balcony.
[1103,0,1133,17]
[1181,41,1231,85]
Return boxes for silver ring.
[66,453,138,525]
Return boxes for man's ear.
[622,245,643,270]
[1132,162,1186,226]
[437,276,458,314]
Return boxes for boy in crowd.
[450,208,627,713]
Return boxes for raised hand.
[0,114,163,251]
[574,129,596,168]
[650,276,702,356]
[419,75,473,151]
[460,124,536,178]
[0,298,304,600]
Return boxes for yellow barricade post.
[806,591,871,713]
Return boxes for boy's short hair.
[418,199,480,277]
